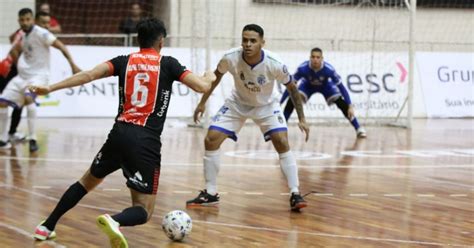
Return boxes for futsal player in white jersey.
[0,8,80,152]
[187,24,310,211]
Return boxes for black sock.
[112,206,148,227]
[43,182,88,231]
[9,107,22,135]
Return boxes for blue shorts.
[298,79,341,104]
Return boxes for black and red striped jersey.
[106,48,190,135]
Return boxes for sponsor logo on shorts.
[129,171,148,188]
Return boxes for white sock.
[279,151,299,193]
[26,104,37,140]
[0,108,8,142]
[204,149,220,195]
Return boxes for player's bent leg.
[187,130,226,207]
[0,103,11,149]
[8,107,25,142]
[269,132,307,211]
[35,169,102,241]
[334,97,366,138]
[24,97,39,152]
[97,189,155,248]
[204,129,230,151]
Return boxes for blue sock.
[351,117,360,130]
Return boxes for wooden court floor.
[0,118,472,247]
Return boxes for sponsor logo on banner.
[417,52,473,117]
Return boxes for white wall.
[0,0,35,44]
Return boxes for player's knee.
[272,135,290,153]
[204,132,224,150]
[0,102,8,108]
[79,169,103,191]
[335,97,349,117]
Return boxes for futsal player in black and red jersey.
[29,18,215,247]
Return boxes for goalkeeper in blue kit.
[281,47,366,138]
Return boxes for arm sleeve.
[42,30,57,46]
[293,67,303,82]
[337,82,352,104]
[167,56,190,81]
[107,55,129,77]
[275,64,293,85]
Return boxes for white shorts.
[209,99,287,142]
[0,74,49,107]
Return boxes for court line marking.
[0,221,32,239]
[244,192,264,195]
[102,188,121,191]
[1,184,471,198]
[0,155,473,169]
[1,184,471,247]
[417,194,436,198]
[33,185,52,189]
[313,193,334,196]
[349,193,368,197]
[173,191,192,194]
[384,194,402,197]
[450,194,468,197]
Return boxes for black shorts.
[90,122,162,194]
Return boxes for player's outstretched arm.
[28,63,111,95]
[286,81,310,142]
[51,39,81,74]
[191,69,224,123]
[181,70,216,94]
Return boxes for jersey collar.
[140,48,159,55]
[242,50,265,70]
[309,61,324,73]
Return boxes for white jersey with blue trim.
[17,25,57,79]
[217,47,292,107]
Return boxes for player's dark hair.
[19,8,33,17]
[242,24,264,38]
[35,11,50,19]
[311,47,323,54]
[137,18,167,48]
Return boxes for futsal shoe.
[96,214,128,248]
[33,222,57,241]
[0,140,11,149]
[356,127,367,138]
[8,132,26,142]
[29,139,39,152]
[186,190,220,207]
[290,192,307,212]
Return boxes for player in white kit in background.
[0,8,80,152]
[186,24,310,211]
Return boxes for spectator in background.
[39,2,61,33]
[119,3,143,34]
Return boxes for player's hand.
[298,120,310,142]
[28,85,51,95]
[0,56,13,78]
[347,104,355,120]
[193,103,206,124]
[203,70,216,83]
[71,64,82,74]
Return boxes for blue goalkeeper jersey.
[294,61,342,86]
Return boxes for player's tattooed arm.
[286,82,310,141]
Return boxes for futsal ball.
[161,210,192,241]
